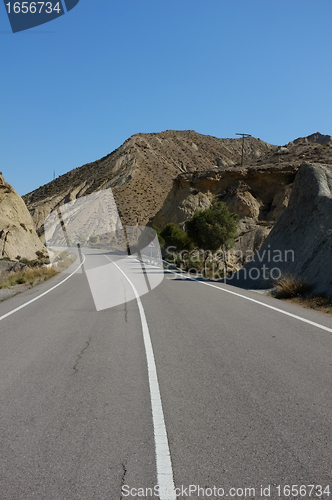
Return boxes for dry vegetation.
[274,275,312,299]
[273,275,332,315]
[288,295,332,315]
[0,266,57,289]
[0,252,77,292]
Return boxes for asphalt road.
[0,250,331,500]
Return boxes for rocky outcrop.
[267,184,293,221]
[231,163,332,295]
[154,163,303,225]
[224,190,261,219]
[0,173,47,261]
[293,132,332,146]
[153,164,298,266]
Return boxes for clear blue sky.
[1,0,331,195]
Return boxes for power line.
[236,133,251,167]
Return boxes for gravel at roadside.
[0,283,30,301]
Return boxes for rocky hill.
[230,163,332,295]
[23,130,277,233]
[0,173,47,261]
[22,130,332,270]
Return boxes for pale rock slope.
[0,173,47,261]
[234,163,332,295]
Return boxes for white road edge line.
[0,255,86,322]
[105,255,176,500]
[167,270,332,334]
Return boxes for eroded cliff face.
[151,133,331,267]
[152,164,298,267]
[0,174,47,261]
[232,163,332,296]
[153,164,297,225]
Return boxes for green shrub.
[186,201,239,252]
[152,226,165,249]
[160,223,194,251]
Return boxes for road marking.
[166,270,332,334]
[0,255,86,322]
[105,255,176,500]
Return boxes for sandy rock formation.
[153,164,298,266]
[154,164,298,223]
[232,163,332,295]
[0,173,47,261]
[224,190,261,219]
[267,184,293,221]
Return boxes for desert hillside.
[23,130,277,232]
[23,131,332,233]
[22,130,332,269]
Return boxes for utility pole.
[236,133,251,167]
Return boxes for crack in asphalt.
[124,301,128,323]
[120,462,127,500]
[121,276,128,323]
[73,337,92,373]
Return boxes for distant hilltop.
[293,132,332,146]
